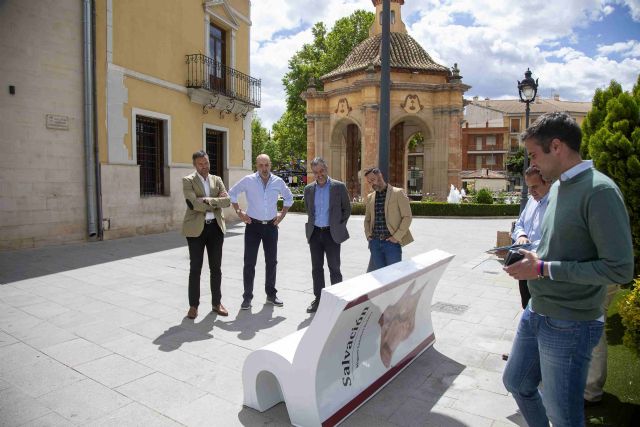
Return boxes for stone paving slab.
[0,214,526,426]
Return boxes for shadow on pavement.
[297,315,313,330]
[0,226,244,284]
[238,347,472,426]
[213,303,286,340]
[152,314,217,352]
[586,392,640,427]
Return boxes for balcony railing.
[186,54,261,108]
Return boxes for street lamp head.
[518,68,539,103]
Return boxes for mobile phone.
[504,250,525,266]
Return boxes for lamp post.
[379,0,391,180]
[517,68,538,213]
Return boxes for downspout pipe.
[83,0,100,238]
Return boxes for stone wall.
[0,0,87,250]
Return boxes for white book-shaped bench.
[242,249,454,426]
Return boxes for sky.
[250,0,640,129]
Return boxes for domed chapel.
[302,0,470,199]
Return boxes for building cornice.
[305,114,331,120]
[108,63,188,94]
[315,80,471,98]
[204,0,240,30]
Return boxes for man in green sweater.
[502,112,633,427]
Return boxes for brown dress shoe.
[212,303,228,316]
[187,306,198,319]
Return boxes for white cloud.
[618,0,640,21]
[597,40,640,57]
[250,0,640,128]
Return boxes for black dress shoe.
[266,296,283,307]
[584,398,602,407]
[240,299,252,310]
[306,299,319,313]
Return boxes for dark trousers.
[186,222,224,308]
[519,280,531,310]
[309,227,342,299]
[243,221,278,301]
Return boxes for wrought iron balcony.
[186,54,261,108]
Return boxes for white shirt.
[512,193,549,250]
[197,173,215,221]
[560,160,593,182]
[228,172,294,220]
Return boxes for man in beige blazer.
[182,150,230,319]
[364,167,413,272]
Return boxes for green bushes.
[278,199,519,217]
[474,188,494,204]
[619,277,640,358]
[408,202,518,216]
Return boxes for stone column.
[447,108,463,189]
[306,116,316,180]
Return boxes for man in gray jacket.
[303,157,351,313]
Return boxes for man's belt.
[372,234,391,240]
[250,217,275,225]
[314,226,330,231]
[205,218,216,224]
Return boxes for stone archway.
[326,119,362,199]
[406,133,424,195]
[345,124,361,200]
[387,116,432,194]
[389,123,405,189]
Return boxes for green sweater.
[532,168,634,321]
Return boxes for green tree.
[274,10,375,162]
[582,76,640,274]
[505,147,525,175]
[251,115,281,168]
[272,110,307,165]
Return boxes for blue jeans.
[368,239,402,272]
[502,308,603,427]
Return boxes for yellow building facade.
[0,0,258,249]
[95,0,258,239]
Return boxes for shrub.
[277,199,519,217]
[619,277,640,358]
[474,188,494,204]
[409,202,518,216]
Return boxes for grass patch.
[586,289,640,426]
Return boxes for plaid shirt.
[372,188,391,239]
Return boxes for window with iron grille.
[206,129,224,178]
[136,116,165,196]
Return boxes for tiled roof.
[468,98,591,114]
[321,32,450,80]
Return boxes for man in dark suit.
[303,157,351,313]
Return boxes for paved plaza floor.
[0,214,527,426]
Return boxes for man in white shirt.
[511,165,551,309]
[228,154,294,310]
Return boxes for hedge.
[278,200,519,217]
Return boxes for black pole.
[519,101,530,213]
[379,0,391,179]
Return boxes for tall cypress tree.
[582,76,640,274]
